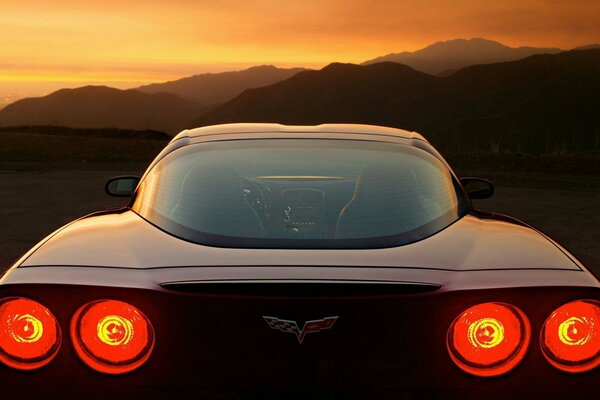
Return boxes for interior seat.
[171,165,266,238]
[335,164,424,239]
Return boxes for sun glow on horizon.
[1,0,599,102]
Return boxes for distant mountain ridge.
[362,38,564,75]
[192,62,436,125]
[1,39,599,142]
[0,86,205,134]
[136,65,306,105]
[573,44,600,51]
[194,49,600,154]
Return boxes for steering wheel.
[241,178,269,212]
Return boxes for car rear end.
[1,266,599,399]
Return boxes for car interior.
[167,162,450,240]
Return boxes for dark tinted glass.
[132,139,464,248]
[106,177,139,197]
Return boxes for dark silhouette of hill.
[0,126,169,164]
[0,86,205,134]
[190,62,434,127]
[574,44,600,51]
[362,38,563,75]
[192,62,436,124]
[136,65,306,104]
[193,49,600,154]
[0,125,170,140]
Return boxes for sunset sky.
[1,0,599,105]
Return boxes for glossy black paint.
[460,177,495,199]
[0,283,598,399]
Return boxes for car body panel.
[2,265,599,292]
[174,123,426,141]
[14,210,580,273]
[0,281,598,400]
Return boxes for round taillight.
[0,297,61,370]
[540,299,600,373]
[447,302,531,377]
[70,300,154,374]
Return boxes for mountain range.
[362,38,565,75]
[136,65,305,105]
[0,66,304,133]
[1,38,599,151]
[195,49,600,154]
[0,86,205,134]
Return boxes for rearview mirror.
[105,176,140,197]
[460,177,494,199]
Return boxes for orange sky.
[1,0,599,102]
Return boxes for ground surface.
[0,163,597,277]
[0,163,146,270]
[472,186,599,276]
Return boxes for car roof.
[174,123,426,142]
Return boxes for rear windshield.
[132,139,466,248]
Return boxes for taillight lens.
[540,299,600,373]
[71,300,155,374]
[0,297,61,370]
[447,302,530,377]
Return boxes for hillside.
[0,86,205,134]
[136,65,306,104]
[192,62,437,125]
[362,38,563,75]
[0,126,169,164]
[193,49,600,154]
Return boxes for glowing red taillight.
[540,300,600,373]
[70,300,154,374]
[446,302,530,377]
[0,297,61,370]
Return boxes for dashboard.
[242,176,356,238]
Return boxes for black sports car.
[1,123,598,399]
